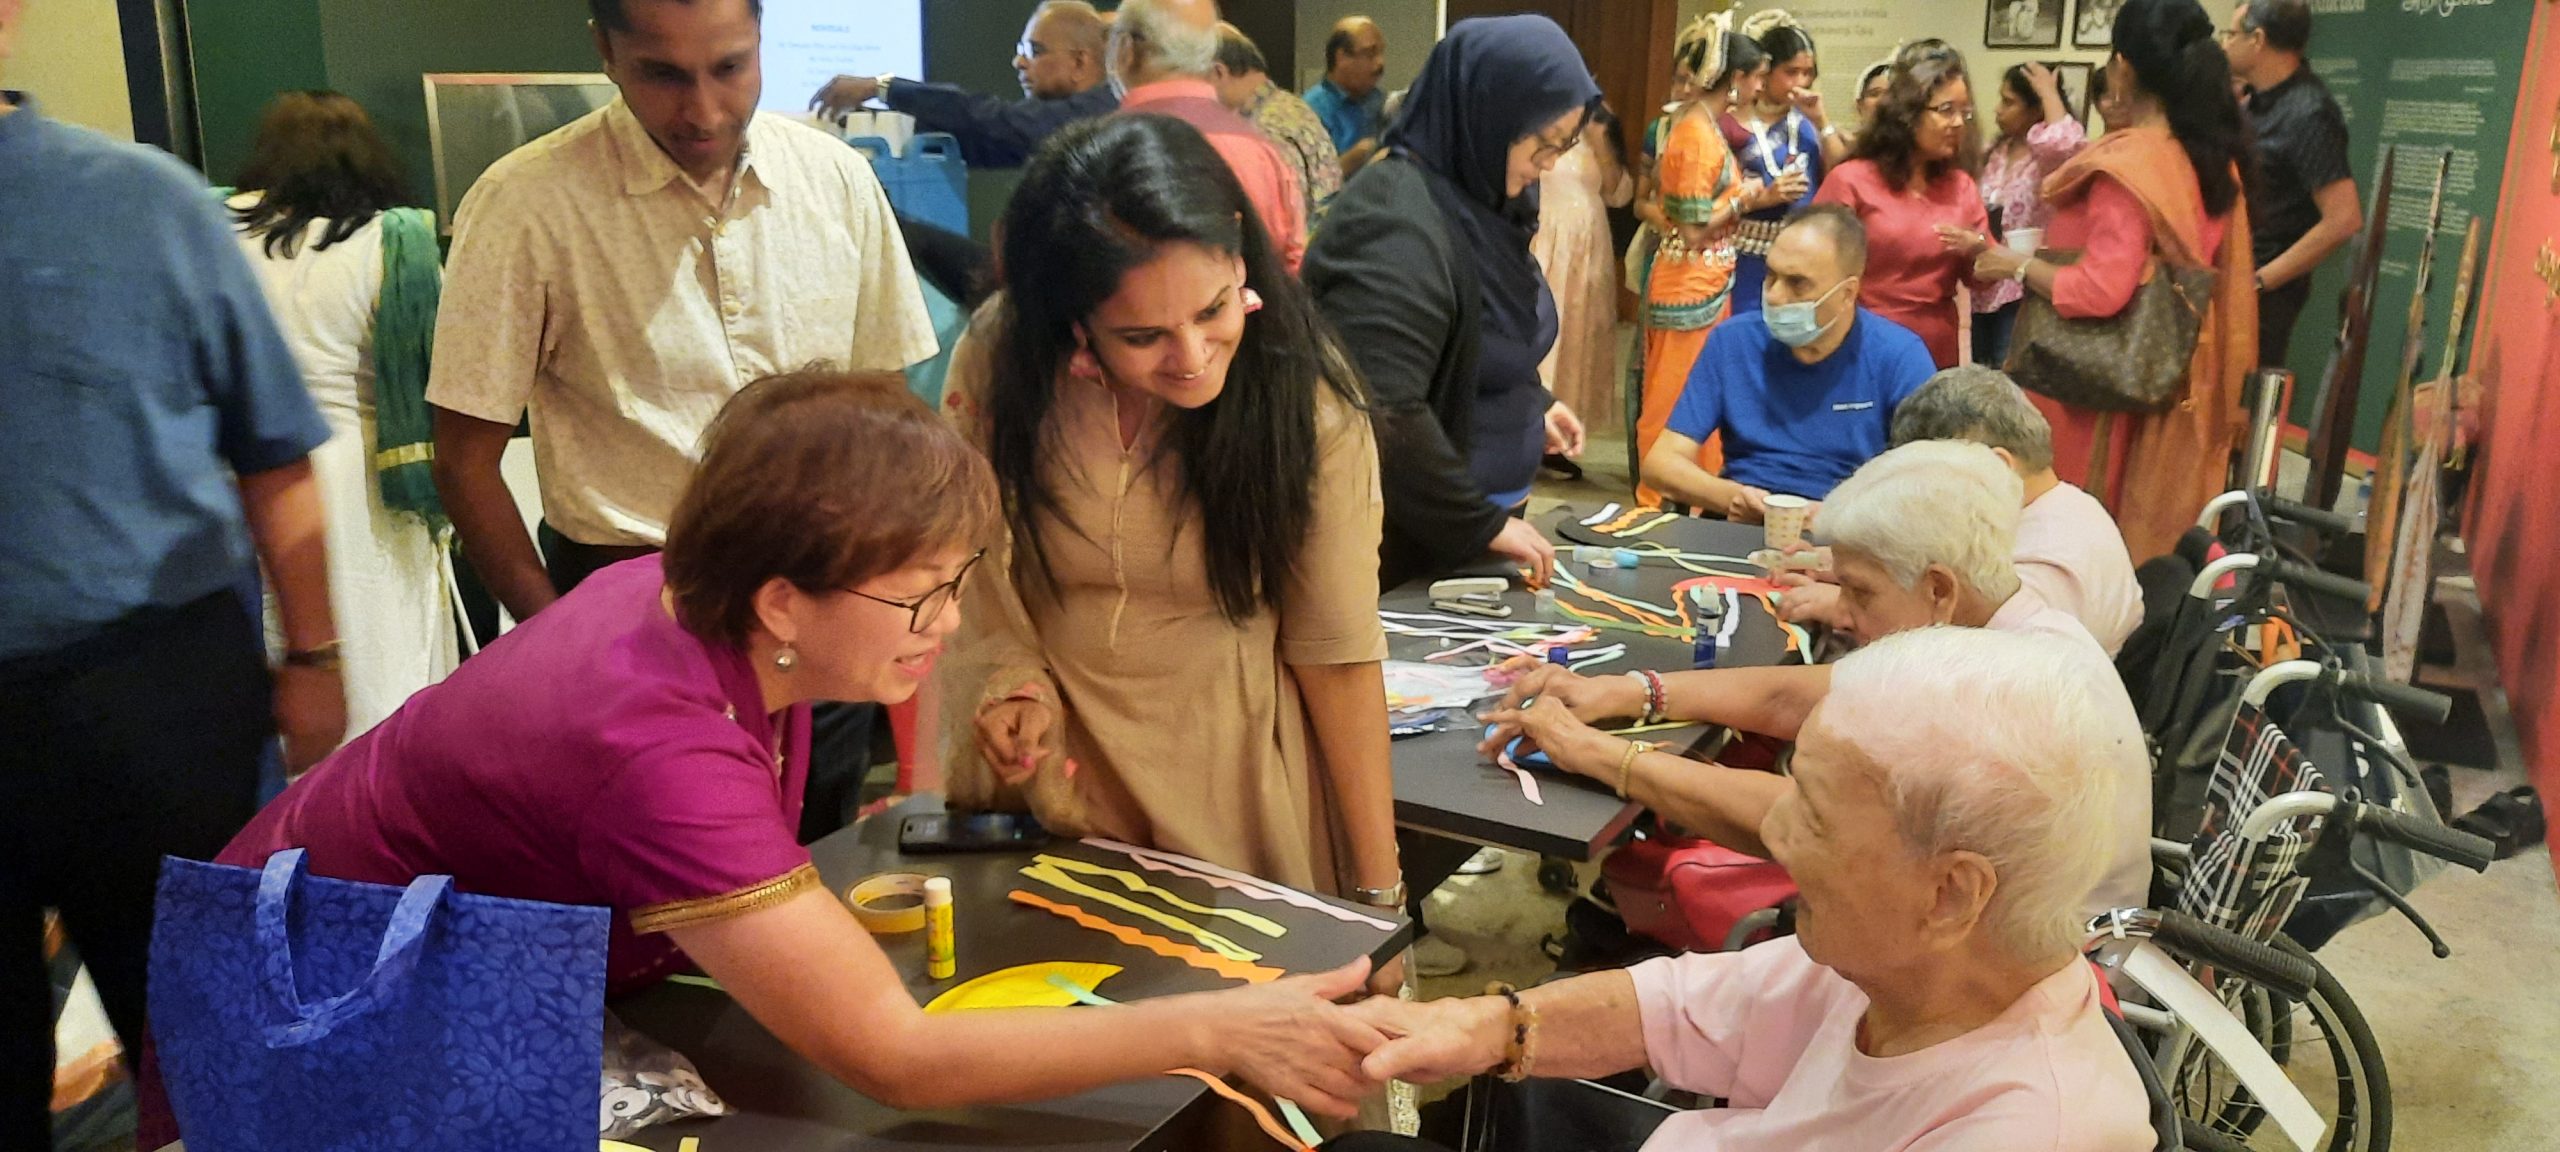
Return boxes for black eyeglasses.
[846,549,985,633]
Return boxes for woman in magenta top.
[221,372,1384,1117]
[1812,47,1990,368]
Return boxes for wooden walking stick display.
[2361,148,2454,612]
[2375,217,2483,682]
[2301,145,2397,513]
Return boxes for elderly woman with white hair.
[1334,628,2155,1152]
[1482,439,2150,913]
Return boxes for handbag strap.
[254,849,455,1048]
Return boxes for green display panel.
[2278,0,2537,455]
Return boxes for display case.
[422,72,619,234]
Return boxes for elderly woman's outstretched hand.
[1345,994,1511,1085]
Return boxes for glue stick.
[924,877,956,980]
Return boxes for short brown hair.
[663,370,999,646]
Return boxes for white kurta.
[232,195,459,742]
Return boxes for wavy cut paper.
[1006,890,1284,983]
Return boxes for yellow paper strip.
[1029,854,1287,938]
[1018,860,1262,962]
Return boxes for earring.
[774,643,798,671]
[1241,286,1265,314]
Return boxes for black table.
[1386,510,1793,862]
[613,798,1412,1152]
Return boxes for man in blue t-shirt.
[1641,206,1937,522]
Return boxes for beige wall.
[3,0,135,139]
[1684,0,2144,130]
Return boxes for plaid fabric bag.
[2177,704,2328,943]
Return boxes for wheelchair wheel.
[2171,935,2390,1151]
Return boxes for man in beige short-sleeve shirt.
[430,0,936,621]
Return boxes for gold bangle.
[1616,739,1658,799]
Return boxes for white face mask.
[1765,278,1851,348]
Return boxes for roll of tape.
[846,872,933,934]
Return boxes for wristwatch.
[873,72,898,98]
[1351,881,1407,909]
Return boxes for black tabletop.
[612,799,1412,1152]
[1386,510,1798,860]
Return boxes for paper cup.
[2003,227,2045,255]
[1763,494,1813,552]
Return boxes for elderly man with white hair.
[1337,628,2155,1152]
[1108,0,1308,269]
[1483,440,2151,913]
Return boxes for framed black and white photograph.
[2051,61,2096,128]
[2072,0,2123,48]
[1986,0,2064,49]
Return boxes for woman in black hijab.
[1304,15,1603,591]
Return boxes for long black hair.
[233,91,409,258]
[1852,46,1982,187]
[988,114,1365,623]
[2113,0,2253,216]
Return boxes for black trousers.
[1326,1135,1450,1151]
[0,592,271,1149]
[2257,276,2316,376]
[540,523,878,844]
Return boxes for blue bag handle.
[253,849,453,1049]
[909,133,961,163]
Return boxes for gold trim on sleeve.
[629,863,822,934]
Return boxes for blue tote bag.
[149,849,611,1151]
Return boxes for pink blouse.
[1814,159,1991,368]
[1629,937,2155,1150]
[2041,173,2228,320]
[221,556,818,995]
[1976,119,2089,312]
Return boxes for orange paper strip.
[1007,889,1284,984]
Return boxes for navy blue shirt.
[883,79,1119,169]
[1664,309,1936,500]
[0,95,329,660]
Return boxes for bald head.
[1018,0,1108,98]
[1112,0,1220,87]
[1325,16,1387,97]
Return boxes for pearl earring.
[774,643,798,671]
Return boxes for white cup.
[1763,494,1813,552]
[2004,227,2045,255]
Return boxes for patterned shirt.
[427,100,936,547]
[1241,80,1342,221]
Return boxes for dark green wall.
[315,0,599,211]
[926,0,1046,238]
[187,0,330,186]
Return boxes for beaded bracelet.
[1486,982,1540,1082]
[1627,669,1667,725]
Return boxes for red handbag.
[1602,834,1797,954]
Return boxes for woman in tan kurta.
[937,116,1404,968]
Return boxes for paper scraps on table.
[1586,506,1683,538]
[1007,889,1284,983]
[1029,854,1286,938]
[1086,839,1399,932]
[923,962,1124,1014]
[1492,743,1547,806]
[1018,859,1265,962]
[1383,658,1498,712]
[1577,502,1622,527]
